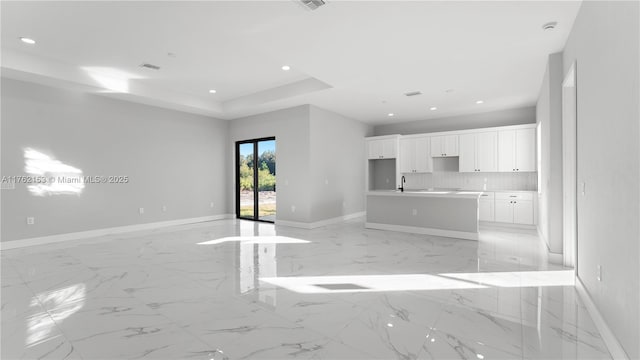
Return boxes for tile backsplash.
[403,171,537,191]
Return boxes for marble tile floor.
[1,219,611,360]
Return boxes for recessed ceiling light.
[19,37,36,45]
[209,89,217,94]
[388,113,395,117]
[542,21,558,31]
[430,107,438,111]
[476,100,484,104]
[281,65,291,71]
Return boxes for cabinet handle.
[509,195,517,197]
[516,169,519,171]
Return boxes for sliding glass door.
[236,137,276,222]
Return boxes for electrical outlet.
[581,182,586,196]
[26,217,35,225]
[162,205,167,212]
[597,265,602,282]
[412,209,418,216]
[139,207,144,215]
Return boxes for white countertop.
[367,189,483,199]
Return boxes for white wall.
[536,52,564,256]
[1,78,229,242]
[228,105,312,223]
[374,107,535,136]
[562,1,639,358]
[308,105,372,222]
[228,105,372,225]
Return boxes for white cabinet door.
[368,139,382,159]
[494,200,513,223]
[400,137,431,173]
[498,130,516,172]
[513,200,534,225]
[431,136,444,157]
[399,138,414,173]
[443,135,459,156]
[458,133,476,172]
[498,129,535,172]
[476,132,498,172]
[431,135,458,157]
[381,138,397,159]
[368,138,397,159]
[479,199,494,221]
[515,128,536,172]
[414,137,432,172]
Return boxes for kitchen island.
[366,190,483,240]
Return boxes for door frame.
[562,62,577,268]
[235,136,276,223]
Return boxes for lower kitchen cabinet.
[479,192,495,221]
[494,192,534,225]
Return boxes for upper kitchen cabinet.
[367,135,399,160]
[459,131,497,172]
[400,136,432,173]
[431,135,458,157]
[498,127,536,172]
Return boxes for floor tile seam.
[402,306,447,360]
[428,328,526,359]
[519,286,527,360]
[1,256,30,283]
[26,292,81,358]
[250,296,369,346]
[45,284,208,354]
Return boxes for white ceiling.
[1,1,581,124]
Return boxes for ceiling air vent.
[139,63,161,70]
[300,0,326,10]
[404,91,422,97]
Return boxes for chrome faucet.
[398,175,406,192]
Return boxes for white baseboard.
[365,222,479,241]
[547,251,563,264]
[575,277,629,360]
[484,221,537,230]
[0,214,235,251]
[536,225,564,264]
[276,211,365,230]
